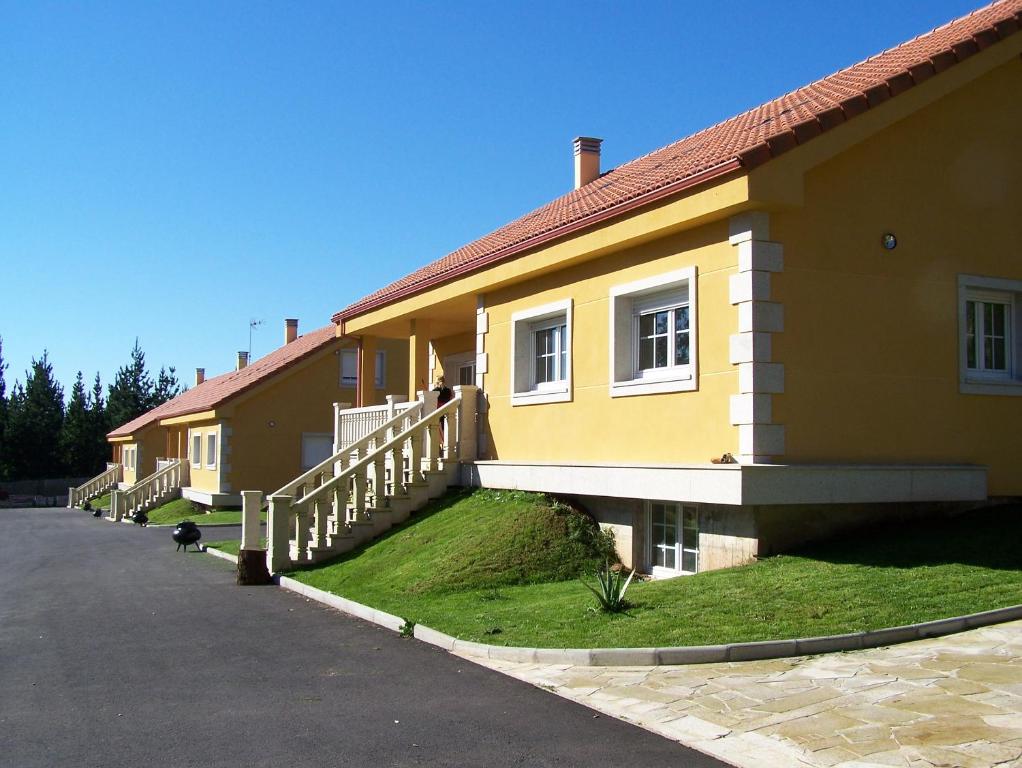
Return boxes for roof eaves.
[333,1,1022,325]
[332,158,745,323]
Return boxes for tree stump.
[237,549,272,585]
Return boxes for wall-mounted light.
[881,233,897,250]
[268,420,276,428]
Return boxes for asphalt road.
[0,508,726,768]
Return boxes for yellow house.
[106,320,408,507]
[324,2,1022,577]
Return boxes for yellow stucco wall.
[114,423,165,485]
[185,418,222,494]
[770,58,1022,494]
[482,220,738,463]
[218,337,408,495]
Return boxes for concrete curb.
[204,546,239,564]
[199,548,1022,666]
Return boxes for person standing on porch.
[433,375,453,450]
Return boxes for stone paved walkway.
[458,620,1022,767]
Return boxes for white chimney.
[237,351,249,370]
[574,136,602,189]
[285,318,298,345]
[195,368,205,386]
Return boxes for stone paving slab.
[459,620,1022,768]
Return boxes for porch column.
[408,319,432,401]
[358,335,377,408]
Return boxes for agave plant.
[582,560,635,613]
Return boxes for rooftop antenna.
[248,319,264,357]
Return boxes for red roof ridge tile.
[333,0,1022,324]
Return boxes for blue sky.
[0,0,982,395]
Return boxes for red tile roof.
[108,325,338,438]
[334,0,1021,323]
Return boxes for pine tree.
[4,352,65,479]
[106,339,153,432]
[87,373,110,474]
[0,336,8,481]
[151,366,182,408]
[61,372,89,475]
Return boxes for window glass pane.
[675,305,689,332]
[654,336,668,368]
[374,351,386,388]
[681,549,697,573]
[662,547,676,570]
[639,336,654,370]
[675,330,689,366]
[639,313,654,337]
[966,301,977,369]
[340,350,357,386]
[458,364,475,386]
[558,325,567,381]
[991,303,1006,336]
[654,311,668,335]
[206,434,216,466]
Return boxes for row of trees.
[0,337,183,481]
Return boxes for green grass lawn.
[87,493,111,510]
[207,537,265,555]
[284,490,1022,648]
[146,498,263,526]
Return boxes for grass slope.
[290,495,1022,648]
[146,498,253,526]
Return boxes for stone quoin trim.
[728,212,785,463]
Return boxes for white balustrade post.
[241,490,263,550]
[312,498,329,549]
[426,419,440,472]
[389,444,405,496]
[110,490,123,522]
[352,468,367,521]
[452,386,478,461]
[67,486,76,509]
[267,495,292,573]
[373,453,387,504]
[409,426,423,484]
[295,504,311,562]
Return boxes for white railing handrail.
[341,401,417,415]
[272,402,424,498]
[123,457,186,496]
[73,463,120,494]
[288,395,460,509]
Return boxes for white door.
[301,433,334,471]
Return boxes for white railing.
[334,395,414,449]
[275,400,424,501]
[111,458,189,520]
[68,463,122,508]
[266,387,475,571]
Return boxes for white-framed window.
[610,267,697,397]
[444,352,476,387]
[958,275,1022,396]
[340,349,387,389]
[205,433,217,469]
[340,350,357,387]
[647,501,699,578]
[123,446,135,472]
[191,433,201,469]
[510,299,572,406]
